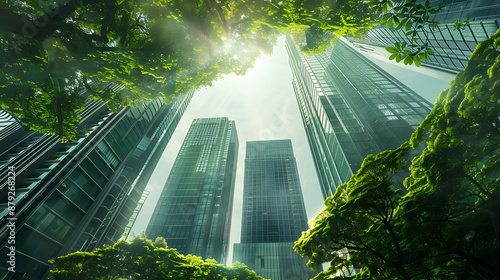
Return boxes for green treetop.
[49,234,267,280]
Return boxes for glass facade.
[349,0,500,73]
[0,85,193,280]
[234,243,315,280]
[145,117,238,264]
[233,140,316,280]
[286,37,432,199]
[427,0,500,23]
[0,111,14,133]
[121,190,149,239]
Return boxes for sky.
[128,36,453,265]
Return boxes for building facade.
[0,111,14,133]
[0,84,193,280]
[145,117,238,264]
[233,140,316,280]
[349,0,500,74]
[286,37,432,199]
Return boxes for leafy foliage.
[295,29,500,279]
[453,13,472,31]
[0,0,466,140]
[372,0,444,66]
[49,234,267,280]
[0,0,276,141]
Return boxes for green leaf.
[414,55,421,66]
[386,17,394,28]
[386,47,399,53]
[396,18,408,30]
[381,13,392,23]
[405,19,413,31]
[404,56,413,65]
[427,48,434,55]
[396,54,404,62]
[389,53,398,60]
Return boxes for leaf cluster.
[371,0,444,66]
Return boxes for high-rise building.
[349,0,500,75]
[145,117,238,264]
[0,85,193,280]
[233,140,316,280]
[286,37,432,199]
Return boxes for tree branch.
[463,172,492,198]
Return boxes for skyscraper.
[286,36,432,199]
[0,85,193,280]
[349,0,500,74]
[146,117,238,264]
[233,140,316,280]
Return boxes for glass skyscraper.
[233,140,316,280]
[0,84,193,280]
[349,0,500,74]
[146,117,238,264]
[286,36,432,199]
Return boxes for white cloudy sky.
[128,36,452,265]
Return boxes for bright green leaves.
[453,13,472,31]
[374,0,445,66]
[49,234,267,280]
[282,0,375,41]
[403,29,500,280]
[386,46,398,53]
[386,40,432,66]
[369,0,393,15]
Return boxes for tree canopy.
[0,0,381,141]
[0,0,278,141]
[294,28,500,279]
[49,234,267,280]
[0,0,468,141]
